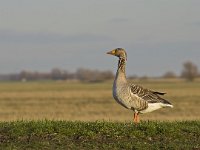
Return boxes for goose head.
[107,48,127,60]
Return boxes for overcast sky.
[0,0,200,76]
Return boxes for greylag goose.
[107,48,173,123]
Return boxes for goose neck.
[116,58,127,83]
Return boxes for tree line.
[0,68,114,82]
[162,61,199,81]
[0,61,199,82]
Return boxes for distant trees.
[0,61,199,82]
[162,71,177,78]
[181,61,199,81]
[0,68,114,82]
[18,70,51,81]
[161,61,199,81]
[76,68,114,82]
[51,68,70,80]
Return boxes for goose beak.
[106,50,115,55]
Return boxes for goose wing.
[130,84,171,104]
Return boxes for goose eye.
[115,48,120,51]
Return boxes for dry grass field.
[0,79,199,121]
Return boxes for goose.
[107,48,173,123]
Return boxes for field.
[0,79,199,121]
[0,80,200,149]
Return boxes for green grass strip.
[0,120,199,149]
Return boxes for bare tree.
[162,71,177,78]
[51,68,63,80]
[76,68,114,82]
[181,61,198,81]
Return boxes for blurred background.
[0,1,199,121]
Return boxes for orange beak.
[106,50,115,56]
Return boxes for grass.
[0,120,199,149]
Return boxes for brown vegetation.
[0,80,199,121]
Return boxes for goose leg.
[136,113,140,123]
[133,113,136,122]
[133,113,137,123]
[133,112,139,123]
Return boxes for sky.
[0,0,200,76]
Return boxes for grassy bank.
[0,120,199,149]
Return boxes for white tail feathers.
[162,103,173,108]
[140,103,173,114]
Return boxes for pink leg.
[133,112,140,123]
